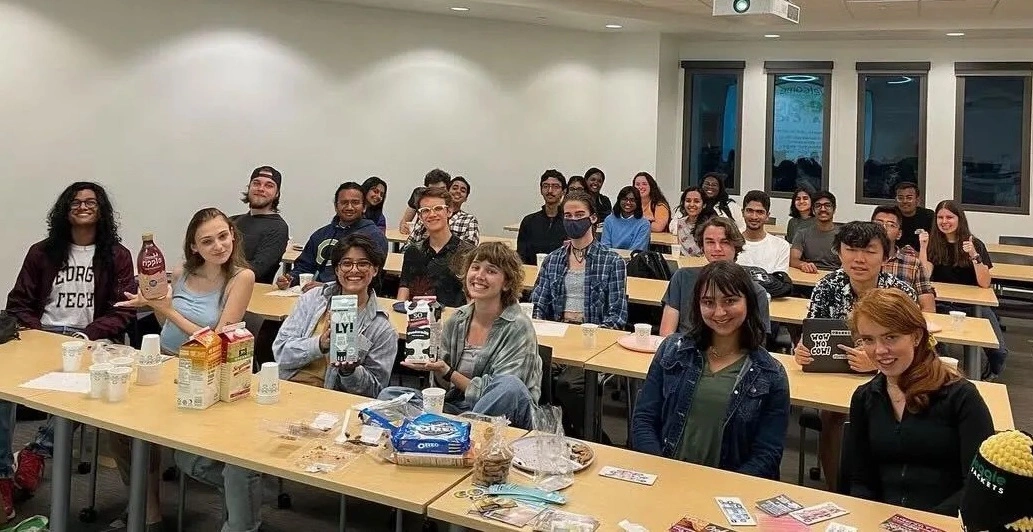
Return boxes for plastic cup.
[62,349,83,373]
[89,363,113,399]
[536,254,547,268]
[422,387,446,414]
[949,311,966,330]
[107,367,132,402]
[581,323,599,348]
[634,323,651,346]
[136,363,162,386]
[519,302,534,319]
[299,273,314,287]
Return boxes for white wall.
[0,0,664,293]
[676,39,1033,239]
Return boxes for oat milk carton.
[218,323,254,403]
[177,327,222,410]
[330,295,359,364]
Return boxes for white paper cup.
[139,334,161,365]
[136,363,162,386]
[61,340,85,364]
[634,323,651,345]
[422,387,446,414]
[581,323,599,348]
[941,357,960,369]
[107,367,132,402]
[89,363,113,399]
[669,245,681,258]
[519,302,534,319]
[536,253,547,268]
[949,311,966,330]
[299,273,314,287]
[62,350,83,372]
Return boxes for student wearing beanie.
[961,430,1033,532]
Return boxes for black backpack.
[741,266,793,299]
[626,250,673,280]
[0,311,20,344]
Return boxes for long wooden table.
[987,243,1033,257]
[429,441,959,532]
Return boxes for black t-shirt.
[898,207,935,251]
[399,235,472,307]
[930,237,992,286]
[515,208,568,265]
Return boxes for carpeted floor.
[9,319,1031,531]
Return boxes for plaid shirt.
[808,269,918,319]
[882,245,935,298]
[406,210,480,248]
[530,241,628,329]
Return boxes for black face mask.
[563,217,593,239]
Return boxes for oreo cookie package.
[391,413,472,455]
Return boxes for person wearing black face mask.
[530,191,628,438]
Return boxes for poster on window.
[772,79,825,166]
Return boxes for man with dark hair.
[405,175,479,247]
[398,187,473,307]
[872,205,936,312]
[659,217,770,336]
[737,190,790,273]
[398,168,452,234]
[232,166,289,284]
[790,190,840,273]
[894,181,934,251]
[276,182,388,290]
[516,169,568,265]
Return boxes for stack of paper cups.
[139,334,161,365]
[257,362,280,404]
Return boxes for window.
[856,62,929,204]
[955,63,1032,214]
[764,61,833,197]
[681,61,744,194]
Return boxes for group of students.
[0,165,1017,530]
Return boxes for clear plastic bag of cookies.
[471,415,512,486]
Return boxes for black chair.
[837,421,853,496]
[797,409,822,485]
[999,236,1033,247]
[537,345,553,406]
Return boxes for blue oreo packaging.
[390,413,472,455]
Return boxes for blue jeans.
[378,375,534,429]
[937,302,1008,375]
[174,451,262,532]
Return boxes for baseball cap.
[250,166,282,188]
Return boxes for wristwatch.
[442,366,456,383]
[971,254,983,264]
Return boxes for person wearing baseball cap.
[231,166,289,284]
[961,430,1033,532]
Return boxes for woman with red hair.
[845,288,993,516]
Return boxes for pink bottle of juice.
[138,233,168,300]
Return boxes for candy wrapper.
[472,415,513,487]
[531,405,574,492]
[390,413,471,455]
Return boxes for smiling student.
[397,187,473,307]
[361,176,388,232]
[600,186,651,252]
[632,171,671,233]
[669,186,708,256]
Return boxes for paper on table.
[532,322,569,337]
[264,289,300,298]
[20,372,91,394]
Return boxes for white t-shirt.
[41,244,96,330]
[737,233,791,273]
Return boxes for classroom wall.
[676,38,1033,240]
[0,0,664,293]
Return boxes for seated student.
[790,190,841,273]
[700,172,745,230]
[397,187,474,308]
[846,288,993,515]
[398,168,450,234]
[660,217,770,337]
[871,205,936,312]
[275,182,388,290]
[669,186,709,256]
[895,181,935,252]
[531,191,627,438]
[633,171,671,233]
[1,182,135,514]
[632,261,790,480]
[600,186,651,252]
[516,169,568,265]
[361,176,388,233]
[379,242,541,429]
[405,175,479,247]
[584,167,612,217]
[116,207,256,531]
[231,166,290,284]
[566,175,588,193]
[737,190,790,273]
[785,186,816,244]
[794,221,918,492]
[272,234,396,396]
[919,200,1006,380]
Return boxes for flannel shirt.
[530,241,628,329]
[406,210,480,247]
[882,245,935,298]
[807,269,918,320]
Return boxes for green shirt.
[674,356,746,466]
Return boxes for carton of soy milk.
[330,295,358,364]
[177,328,222,410]
[218,323,254,403]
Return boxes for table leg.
[50,416,73,532]
[584,369,600,442]
[625,378,641,446]
[968,305,986,380]
[338,494,346,532]
[127,437,151,532]
[395,509,403,532]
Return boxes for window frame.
[954,62,1033,215]
[764,60,834,198]
[680,61,745,195]
[854,62,930,206]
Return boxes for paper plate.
[617,334,665,353]
[509,435,594,474]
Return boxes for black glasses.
[70,200,98,210]
[337,260,373,272]
[814,202,834,210]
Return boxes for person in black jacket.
[516,169,568,265]
[845,287,994,516]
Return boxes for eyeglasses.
[814,202,834,210]
[417,205,448,217]
[620,197,637,204]
[895,195,916,202]
[541,183,564,191]
[874,220,899,229]
[337,260,373,272]
[70,200,98,210]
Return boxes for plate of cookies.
[508,435,594,474]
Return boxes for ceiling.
[314,0,1033,40]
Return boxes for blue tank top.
[159,274,225,354]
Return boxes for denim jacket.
[631,335,790,479]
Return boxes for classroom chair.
[797,408,822,485]
[837,421,853,496]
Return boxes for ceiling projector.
[713,0,801,23]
